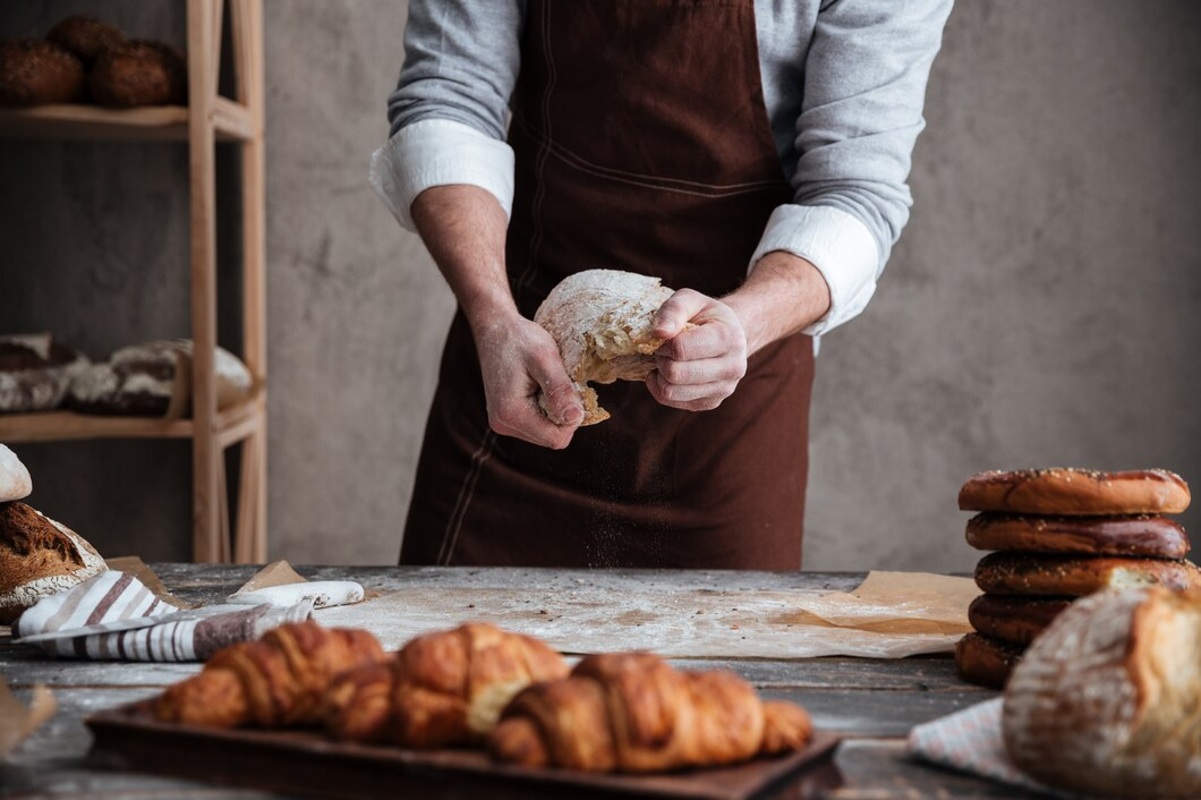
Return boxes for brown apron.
[401,0,815,570]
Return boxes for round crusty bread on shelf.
[45,14,128,67]
[958,467,1191,516]
[1002,586,1201,798]
[0,444,32,504]
[88,39,187,107]
[533,269,676,425]
[964,512,1190,559]
[0,501,107,625]
[0,37,86,107]
[67,339,253,419]
[0,333,91,414]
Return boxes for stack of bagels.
[954,467,1197,688]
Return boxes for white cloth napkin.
[13,571,311,661]
[906,698,1093,799]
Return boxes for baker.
[371,0,954,569]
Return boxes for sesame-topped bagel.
[973,552,1201,597]
[965,513,1190,559]
[967,594,1074,646]
[958,468,1190,516]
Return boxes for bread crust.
[953,632,1024,689]
[958,468,1190,515]
[45,15,127,66]
[967,594,1073,646]
[0,501,106,624]
[965,512,1190,558]
[1002,587,1201,798]
[89,40,186,107]
[974,552,1201,597]
[0,38,85,107]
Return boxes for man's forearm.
[722,251,832,356]
[410,184,520,335]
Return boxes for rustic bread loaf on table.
[1002,586,1201,798]
[534,269,676,425]
[0,501,107,625]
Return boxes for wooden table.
[0,565,1045,800]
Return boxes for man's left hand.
[646,289,749,412]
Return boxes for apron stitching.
[512,3,557,301]
[437,429,497,565]
[512,112,782,197]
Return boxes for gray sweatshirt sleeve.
[386,0,523,139]
[794,0,953,268]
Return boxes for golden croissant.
[154,620,386,728]
[488,651,813,772]
[323,622,570,748]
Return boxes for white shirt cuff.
[368,118,516,231]
[748,204,881,337]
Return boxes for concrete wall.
[2,1,1198,573]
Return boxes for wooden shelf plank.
[0,385,265,445]
[0,100,253,142]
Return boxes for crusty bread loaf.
[45,15,127,67]
[1002,587,1201,798]
[965,512,1190,558]
[953,632,1025,689]
[67,340,253,418]
[958,468,1190,515]
[89,39,186,107]
[966,594,1072,646]
[0,445,32,504]
[974,552,1201,597]
[534,269,675,425]
[0,333,90,414]
[0,37,85,107]
[0,501,106,624]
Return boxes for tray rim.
[85,698,842,800]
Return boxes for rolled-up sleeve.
[368,1,523,231]
[752,0,954,336]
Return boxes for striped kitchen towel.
[12,571,312,661]
[907,698,1088,799]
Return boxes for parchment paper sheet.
[315,570,977,659]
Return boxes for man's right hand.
[472,313,583,449]
[411,184,581,449]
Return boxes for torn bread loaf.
[534,269,675,425]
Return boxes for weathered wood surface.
[0,566,1019,800]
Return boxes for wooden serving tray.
[86,700,842,800]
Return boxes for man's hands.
[647,250,832,413]
[647,290,749,412]
[473,313,584,450]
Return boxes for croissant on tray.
[487,651,813,773]
[154,620,386,728]
[323,622,570,748]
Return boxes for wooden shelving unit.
[0,0,267,565]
